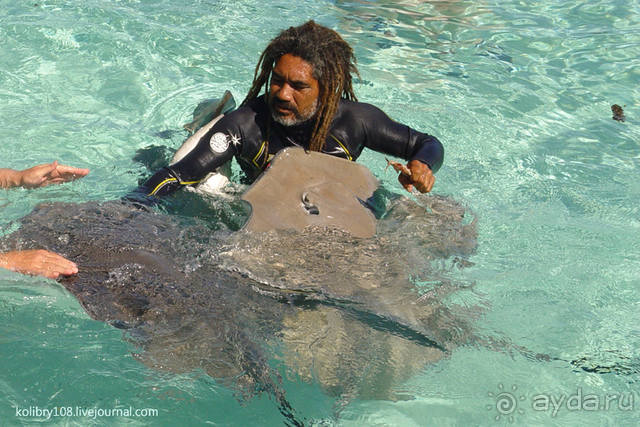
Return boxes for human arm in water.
[386,158,436,193]
[337,101,444,193]
[0,161,89,189]
[0,161,86,278]
[395,162,435,193]
[400,138,442,193]
[0,249,78,279]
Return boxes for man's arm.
[0,168,21,188]
[0,161,89,189]
[0,249,78,279]
[355,102,444,193]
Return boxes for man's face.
[268,53,320,126]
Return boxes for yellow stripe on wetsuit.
[148,177,201,196]
[330,134,353,160]
[252,141,267,168]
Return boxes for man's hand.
[397,159,435,193]
[19,161,90,189]
[0,249,78,279]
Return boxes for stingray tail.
[231,328,306,426]
[475,334,640,379]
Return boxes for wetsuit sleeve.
[138,115,242,197]
[357,103,444,172]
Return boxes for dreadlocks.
[243,20,360,152]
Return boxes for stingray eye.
[301,192,319,215]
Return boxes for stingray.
[2,151,495,421]
[241,147,379,238]
[2,200,306,424]
[183,90,236,134]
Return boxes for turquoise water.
[1,0,639,425]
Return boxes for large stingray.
[2,152,488,422]
[241,148,379,238]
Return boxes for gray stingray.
[241,147,379,238]
[183,90,236,134]
[2,200,305,424]
[1,153,505,418]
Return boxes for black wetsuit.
[141,95,444,197]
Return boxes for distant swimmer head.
[611,104,625,122]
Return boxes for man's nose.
[277,83,294,102]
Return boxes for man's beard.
[270,98,318,127]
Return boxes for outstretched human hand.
[18,161,90,189]
[0,249,78,279]
[396,159,435,193]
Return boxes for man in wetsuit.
[141,20,443,197]
[1,160,89,279]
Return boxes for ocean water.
[1,0,639,425]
